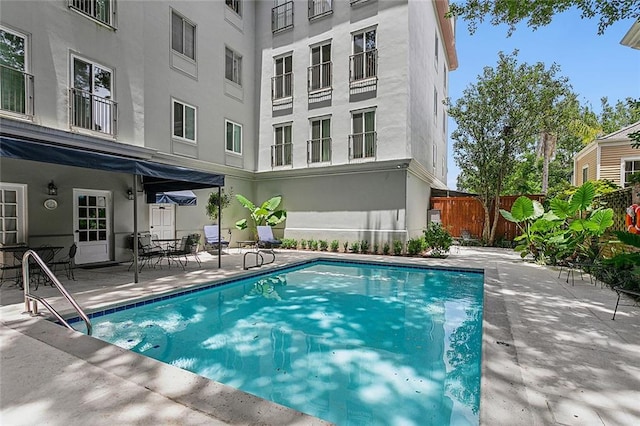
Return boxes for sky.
[446,9,640,189]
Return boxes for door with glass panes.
[73,189,111,264]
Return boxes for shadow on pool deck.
[1,247,639,425]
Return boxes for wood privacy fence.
[430,195,545,242]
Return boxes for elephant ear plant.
[234,194,287,238]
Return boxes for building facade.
[0,0,456,264]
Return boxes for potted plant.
[234,194,287,239]
[206,187,233,223]
[423,223,453,258]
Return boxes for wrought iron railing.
[349,49,378,83]
[271,72,293,100]
[308,62,332,92]
[69,88,117,136]
[307,137,331,163]
[308,0,332,19]
[271,143,293,167]
[0,64,34,116]
[68,0,113,26]
[272,1,294,33]
[349,131,377,160]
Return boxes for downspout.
[133,174,139,283]
[218,186,221,268]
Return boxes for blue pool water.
[82,260,484,425]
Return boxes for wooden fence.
[596,187,631,233]
[430,195,545,242]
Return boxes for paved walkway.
[1,248,638,425]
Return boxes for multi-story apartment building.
[0,0,456,265]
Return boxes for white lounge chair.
[204,225,230,251]
[257,226,282,249]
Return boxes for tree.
[599,97,640,134]
[448,0,640,36]
[234,194,287,238]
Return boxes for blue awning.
[155,190,197,205]
[0,135,225,193]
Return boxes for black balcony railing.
[69,0,113,26]
[307,137,331,163]
[307,62,332,92]
[272,1,294,33]
[308,0,332,19]
[349,131,377,160]
[0,64,34,116]
[271,72,293,101]
[349,49,378,83]
[69,88,117,136]
[271,143,293,167]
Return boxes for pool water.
[85,261,484,425]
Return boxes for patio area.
[1,247,638,425]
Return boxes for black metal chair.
[50,243,77,280]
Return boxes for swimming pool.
[73,260,484,425]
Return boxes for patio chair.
[50,243,77,280]
[460,229,480,246]
[204,225,229,252]
[165,235,193,270]
[257,226,282,249]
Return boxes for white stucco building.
[0,0,456,264]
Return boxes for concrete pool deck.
[1,247,638,425]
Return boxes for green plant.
[393,240,403,256]
[350,241,360,253]
[281,238,298,249]
[330,240,340,252]
[300,239,307,250]
[360,240,369,253]
[319,240,328,251]
[205,187,233,222]
[407,237,425,256]
[628,172,640,185]
[309,239,318,251]
[234,194,287,237]
[423,223,453,256]
[382,242,390,255]
[343,241,349,252]
[373,243,379,254]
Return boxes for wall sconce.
[126,188,135,200]
[47,180,58,196]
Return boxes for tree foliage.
[448,0,640,36]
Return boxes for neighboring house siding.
[576,147,597,185]
[601,144,638,185]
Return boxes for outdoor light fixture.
[127,188,135,200]
[47,180,58,196]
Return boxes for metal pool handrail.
[22,249,92,336]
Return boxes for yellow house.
[574,121,640,187]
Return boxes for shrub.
[291,239,298,249]
[343,241,349,252]
[350,241,360,253]
[373,243,379,254]
[423,223,453,256]
[382,242,390,255]
[360,240,370,253]
[330,240,340,252]
[300,239,307,250]
[393,240,403,255]
[407,237,425,256]
[319,240,328,251]
[309,239,318,251]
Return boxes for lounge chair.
[204,225,230,252]
[257,226,282,249]
[460,229,480,246]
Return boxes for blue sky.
[446,9,640,188]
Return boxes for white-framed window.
[225,47,242,86]
[350,109,376,159]
[0,25,32,116]
[225,0,241,15]
[172,99,196,142]
[0,183,26,245]
[582,165,589,185]
[433,86,438,121]
[350,27,377,82]
[309,42,332,91]
[68,0,115,27]
[308,116,331,163]
[272,54,292,100]
[272,123,292,166]
[623,158,640,186]
[225,119,242,154]
[70,55,115,136]
[171,10,195,60]
[434,32,439,68]
[309,0,332,19]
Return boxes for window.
[173,99,196,142]
[71,56,115,135]
[582,166,589,185]
[171,11,195,60]
[309,0,332,19]
[225,47,242,85]
[350,28,377,82]
[350,110,376,159]
[272,123,292,166]
[309,43,331,91]
[308,117,331,163]
[272,54,292,100]
[226,120,242,154]
[0,183,26,245]
[225,0,241,15]
[68,0,114,26]
[623,160,640,186]
[433,87,438,121]
[434,32,439,68]
[272,0,294,33]
[0,26,32,116]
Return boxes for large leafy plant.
[234,194,287,236]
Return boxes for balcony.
[307,137,331,164]
[349,131,377,160]
[349,49,377,86]
[68,0,114,27]
[0,64,34,117]
[69,88,117,137]
[308,0,332,20]
[271,72,293,112]
[272,1,294,33]
[271,143,293,167]
[307,62,332,104]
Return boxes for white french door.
[73,189,111,264]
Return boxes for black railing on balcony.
[69,0,113,26]
[307,62,332,92]
[349,131,377,160]
[271,72,293,101]
[272,1,294,33]
[271,143,293,167]
[308,0,332,19]
[0,64,34,116]
[307,137,331,163]
[349,49,378,83]
[69,88,117,136]
[350,0,370,5]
